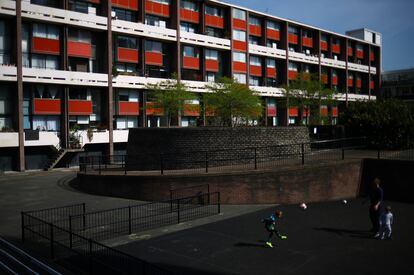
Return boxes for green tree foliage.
[340,99,414,148]
[205,77,263,127]
[146,74,196,127]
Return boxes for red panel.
[302,108,310,117]
[348,47,353,56]
[302,37,313,48]
[320,41,328,51]
[288,70,297,80]
[356,50,364,59]
[348,78,354,87]
[288,34,298,44]
[205,59,219,72]
[33,99,61,115]
[321,74,328,84]
[68,41,92,58]
[183,104,200,116]
[356,79,362,88]
[249,65,262,77]
[129,0,138,10]
[205,14,224,28]
[233,40,247,52]
[332,76,338,85]
[233,62,247,73]
[249,25,261,37]
[145,51,163,66]
[370,52,375,61]
[68,100,93,115]
[332,106,338,117]
[89,0,100,3]
[370,80,375,89]
[266,67,276,78]
[289,107,298,117]
[119,101,139,115]
[233,18,246,30]
[146,102,163,116]
[32,37,60,55]
[180,9,200,23]
[267,105,276,117]
[112,0,138,11]
[145,0,170,17]
[183,56,200,70]
[118,48,139,63]
[266,29,280,40]
[320,106,328,117]
[332,44,341,54]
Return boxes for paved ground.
[116,199,414,275]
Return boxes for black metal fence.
[80,137,376,175]
[22,192,220,275]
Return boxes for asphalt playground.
[116,198,414,275]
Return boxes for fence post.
[82,203,86,231]
[217,192,221,214]
[49,223,54,259]
[170,190,173,213]
[128,206,132,235]
[124,155,127,175]
[160,153,164,175]
[69,216,73,249]
[301,143,305,165]
[254,147,257,170]
[98,157,101,175]
[342,148,345,160]
[205,151,208,173]
[207,185,210,205]
[177,199,180,224]
[21,212,25,243]
[88,239,93,275]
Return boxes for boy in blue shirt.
[262,210,287,248]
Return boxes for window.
[116,63,138,74]
[180,22,196,33]
[69,0,90,14]
[145,15,166,28]
[180,0,198,11]
[303,30,312,38]
[321,34,327,42]
[248,16,260,26]
[266,59,276,68]
[116,117,137,129]
[145,40,162,53]
[118,36,137,49]
[205,6,222,17]
[250,56,261,66]
[249,76,259,86]
[31,54,59,70]
[233,73,246,84]
[112,8,136,22]
[205,27,222,38]
[233,52,246,63]
[232,30,246,41]
[303,65,310,73]
[205,49,218,60]
[232,8,246,20]
[33,23,59,39]
[266,40,277,49]
[288,26,298,34]
[68,29,91,43]
[206,72,216,82]
[183,46,198,57]
[249,36,260,45]
[266,21,280,30]
[288,62,298,71]
[356,44,364,51]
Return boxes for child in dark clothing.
[262,210,287,248]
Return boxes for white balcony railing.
[370,67,377,75]
[180,31,231,50]
[112,20,177,42]
[22,68,108,86]
[0,65,17,82]
[250,86,285,97]
[0,133,19,147]
[320,57,346,69]
[0,0,16,16]
[288,51,319,65]
[249,44,286,60]
[348,62,370,73]
[334,93,376,102]
[25,131,60,147]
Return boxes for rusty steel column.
[107,0,114,156]
[16,0,25,171]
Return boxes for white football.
[342,200,347,204]
[299,203,307,210]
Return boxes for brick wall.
[126,127,310,170]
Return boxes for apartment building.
[0,0,381,171]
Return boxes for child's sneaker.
[374,232,380,238]
[265,242,273,248]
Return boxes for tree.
[146,74,196,127]
[205,77,263,127]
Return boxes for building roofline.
[208,0,381,47]
[382,68,414,75]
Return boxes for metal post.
[82,203,86,231]
[301,143,305,165]
[98,158,101,175]
[218,192,221,214]
[170,190,173,213]
[207,185,210,205]
[49,223,54,259]
[124,155,127,175]
[177,199,180,224]
[160,154,164,175]
[205,151,208,173]
[254,147,257,169]
[69,216,73,249]
[342,148,345,160]
[21,212,25,243]
[128,206,132,235]
[88,239,93,274]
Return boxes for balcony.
[356,79,362,88]
[233,18,247,30]
[146,102,163,115]
[348,47,353,56]
[33,98,61,115]
[145,51,163,66]
[266,67,276,78]
[332,106,338,117]
[68,41,92,58]
[183,104,200,116]
[0,133,18,147]
[249,44,286,60]
[249,25,262,37]
[356,50,364,59]
[117,48,139,63]
[118,101,139,115]
[348,62,369,73]
[370,52,375,62]
[332,76,338,85]
[68,100,93,115]
[145,0,170,17]
[233,62,247,73]
[302,37,313,48]
[180,31,230,50]
[320,41,328,51]
[289,51,319,65]
[205,59,219,72]
[266,29,280,41]
[22,68,108,86]
[321,74,328,84]
[233,40,247,52]
[320,57,346,69]
[205,14,224,29]
[289,107,298,117]
[288,34,298,44]
[370,80,375,89]
[180,9,200,23]
[112,0,138,11]
[267,105,276,117]
[288,70,298,80]
[250,86,284,97]
[32,37,60,55]
[183,56,200,70]
[249,65,262,77]
[332,44,341,54]
[112,20,177,42]
[0,65,17,82]
[24,131,60,147]
[348,78,354,87]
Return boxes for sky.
[224,0,414,72]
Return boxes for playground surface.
[116,198,414,275]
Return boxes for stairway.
[45,148,84,171]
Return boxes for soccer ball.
[342,200,348,204]
[299,203,307,210]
